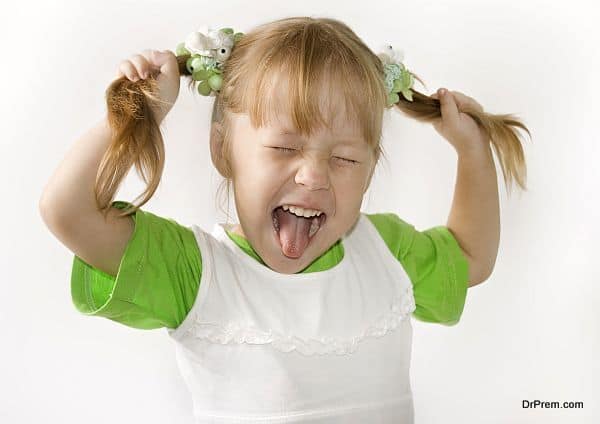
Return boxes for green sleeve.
[365,212,469,326]
[70,200,202,329]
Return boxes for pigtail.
[97,55,196,219]
[394,86,531,195]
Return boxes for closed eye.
[334,157,359,165]
[270,147,359,165]
[273,147,296,153]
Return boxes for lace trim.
[181,285,416,356]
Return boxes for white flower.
[377,44,405,65]
[208,28,234,49]
[185,31,213,56]
[184,26,235,63]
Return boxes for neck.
[229,223,246,239]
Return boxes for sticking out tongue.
[274,207,315,258]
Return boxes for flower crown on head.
[175,27,415,106]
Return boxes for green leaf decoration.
[186,57,195,73]
[192,57,204,71]
[176,42,190,56]
[208,74,223,91]
[192,69,211,80]
[401,69,413,89]
[234,32,244,43]
[197,80,212,96]
[401,89,413,101]
[220,28,234,35]
[387,92,400,106]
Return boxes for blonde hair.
[101,16,530,219]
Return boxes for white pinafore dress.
[167,213,417,423]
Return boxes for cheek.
[233,148,276,179]
[333,174,363,193]
[233,153,281,205]
[330,165,368,183]
[248,151,297,182]
[331,169,370,201]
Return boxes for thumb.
[437,88,460,123]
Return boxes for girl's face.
[227,106,376,274]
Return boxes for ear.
[209,121,229,177]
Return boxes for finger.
[438,88,460,123]
[130,54,152,79]
[450,91,470,110]
[450,91,484,113]
[140,49,162,72]
[118,60,140,81]
[150,50,178,77]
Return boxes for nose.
[294,155,330,190]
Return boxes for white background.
[1,0,598,422]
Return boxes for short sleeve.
[365,212,470,326]
[70,200,202,330]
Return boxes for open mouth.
[271,206,327,258]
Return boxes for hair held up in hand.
[100,16,531,219]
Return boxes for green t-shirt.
[71,201,469,330]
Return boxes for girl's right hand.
[115,49,181,123]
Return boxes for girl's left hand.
[430,88,489,154]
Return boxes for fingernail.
[439,88,446,96]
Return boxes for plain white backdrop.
[1,0,598,422]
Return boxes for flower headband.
[175,27,415,107]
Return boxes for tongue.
[274,208,312,258]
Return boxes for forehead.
[255,67,365,144]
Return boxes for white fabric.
[167,213,417,423]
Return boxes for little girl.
[40,16,529,423]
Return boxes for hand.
[115,49,180,123]
[430,88,488,153]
